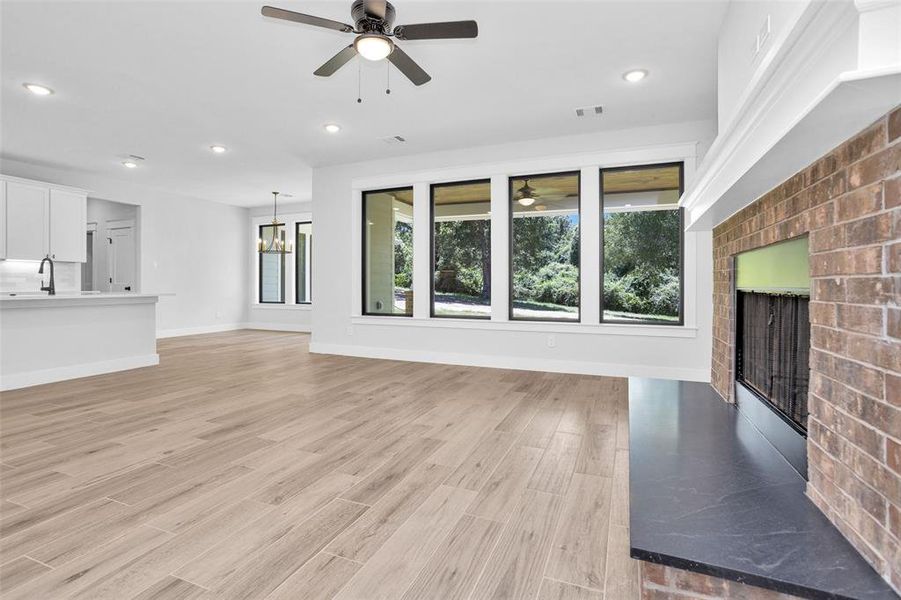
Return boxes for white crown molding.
[681,0,861,230]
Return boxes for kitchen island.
[0,292,159,391]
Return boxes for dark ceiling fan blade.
[387,45,431,86]
[261,6,354,33]
[393,20,478,40]
[314,45,357,77]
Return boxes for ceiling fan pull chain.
[357,59,363,103]
[386,61,391,95]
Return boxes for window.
[295,222,312,304]
[509,171,580,322]
[601,162,683,324]
[431,180,491,318]
[258,223,286,303]
[363,187,414,316]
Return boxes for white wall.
[0,158,249,336]
[716,0,810,133]
[311,120,715,381]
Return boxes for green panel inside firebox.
[735,236,810,294]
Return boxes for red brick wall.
[640,562,800,599]
[711,106,901,591]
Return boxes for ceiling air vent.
[574,105,603,118]
[380,135,406,144]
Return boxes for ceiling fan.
[261,0,478,86]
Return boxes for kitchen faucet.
[38,256,56,296]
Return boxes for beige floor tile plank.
[574,424,616,478]
[604,524,639,600]
[538,578,605,600]
[401,514,504,600]
[130,576,209,600]
[0,555,51,593]
[212,498,367,600]
[609,449,630,527]
[546,473,613,590]
[528,431,582,494]
[340,436,442,505]
[334,485,476,600]
[444,430,516,491]
[176,471,358,588]
[250,436,368,506]
[494,393,540,433]
[466,445,544,522]
[264,551,361,600]
[3,525,173,600]
[470,488,562,600]
[326,462,451,562]
[518,408,565,449]
[68,499,269,600]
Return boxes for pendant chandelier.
[257,191,294,254]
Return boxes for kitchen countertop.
[628,378,897,600]
[0,292,160,308]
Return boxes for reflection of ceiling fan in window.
[261,0,478,86]
[515,180,539,206]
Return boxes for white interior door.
[107,221,135,292]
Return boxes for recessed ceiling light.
[623,69,648,83]
[323,123,341,134]
[209,145,227,154]
[122,160,138,169]
[23,83,54,96]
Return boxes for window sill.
[350,316,697,338]
[251,303,312,311]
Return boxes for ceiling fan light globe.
[518,197,536,207]
[354,34,394,61]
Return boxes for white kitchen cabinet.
[1,175,87,262]
[49,189,87,262]
[5,180,49,260]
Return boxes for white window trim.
[251,211,312,308]
[349,142,699,336]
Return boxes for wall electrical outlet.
[547,334,556,348]
[346,325,354,336]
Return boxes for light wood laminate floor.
[0,330,639,599]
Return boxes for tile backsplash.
[0,260,80,293]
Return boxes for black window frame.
[508,170,582,323]
[430,178,493,320]
[599,161,685,326]
[361,186,414,317]
[258,222,286,304]
[295,221,312,305]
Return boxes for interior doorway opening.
[84,198,140,293]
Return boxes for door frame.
[106,218,136,292]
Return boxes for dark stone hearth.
[628,378,898,600]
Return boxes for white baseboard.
[0,354,160,391]
[156,323,246,339]
[244,323,312,333]
[308,342,710,382]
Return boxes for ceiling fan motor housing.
[351,0,396,33]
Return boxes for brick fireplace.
[711,106,901,592]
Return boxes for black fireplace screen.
[736,291,810,432]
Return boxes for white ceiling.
[1,1,727,207]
